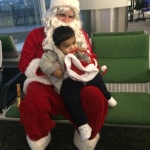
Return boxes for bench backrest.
[92,30,145,37]
[0,36,20,58]
[92,34,150,85]
[0,36,20,67]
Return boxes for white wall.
[79,0,128,10]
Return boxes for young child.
[40,26,117,142]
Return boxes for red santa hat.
[50,0,80,13]
[65,53,99,82]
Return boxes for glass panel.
[45,0,50,10]
[0,0,42,44]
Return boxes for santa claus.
[18,0,108,149]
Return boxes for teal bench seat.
[91,33,150,127]
[1,33,150,129]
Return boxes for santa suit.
[18,27,108,147]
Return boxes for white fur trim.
[23,58,52,93]
[101,65,107,72]
[65,53,99,82]
[73,130,100,150]
[50,0,80,12]
[25,58,42,78]
[27,132,51,150]
[23,77,51,93]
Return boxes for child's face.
[59,36,78,55]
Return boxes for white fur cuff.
[27,132,51,150]
[25,58,41,78]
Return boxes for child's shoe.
[78,124,92,142]
[108,97,117,107]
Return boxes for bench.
[0,36,20,67]
[0,32,150,128]
[92,33,150,127]
[0,31,150,149]
[92,30,146,36]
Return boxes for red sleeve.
[18,27,45,73]
[81,29,97,60]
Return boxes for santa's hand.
[52,69,63,78]
[78,47,86,55]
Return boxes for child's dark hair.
[52,26,75,46]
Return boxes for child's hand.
[52,69,63,78]
[78,47,86,55]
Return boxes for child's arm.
[39,51,63,78]
[52,69,63,78]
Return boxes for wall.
[79,0,127,10]
[79,0,128,36]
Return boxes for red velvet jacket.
[19,27,96,74]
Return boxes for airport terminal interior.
[0,0,150,150]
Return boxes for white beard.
[43,16,88,49]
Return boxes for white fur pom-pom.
[101,65,107,72]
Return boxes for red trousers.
[19,82,108,141]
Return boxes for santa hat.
[101,65,107,76]
[65,53,99,82]
[50,0,80,13]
